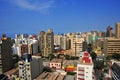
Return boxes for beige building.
[54,34,61,47]
[104,38,120,55]
[19,56,43,80]
[39,29,54,57]
[115,23,120,38]
[71,38,84,56]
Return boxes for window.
[86,72,88,73]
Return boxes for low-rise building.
[35,72,65,80]
[50,59,62,69]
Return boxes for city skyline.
[0,0,120,35]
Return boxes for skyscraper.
[39,29,54,57]
[0,34,13,74]
[115,23,120,38]
[106,26,113,37]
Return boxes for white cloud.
[7,0,55,13]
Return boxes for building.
[35,72,65,80]
[50,59,62,69]
[82,40,88,51]
[71,37,84,56]
[103,38,120,55]
[54,34,67,50]
[106,26,113,37]
[110,61,120,80]
[92,38,104,56]
[0,35,13,74]
[19,55,43,80]
[115,23,120,38]
[4,68,19,80]
[54,34,61,47]
[60,35,67,50]
[21,44,29,56]
[89,32,99,44]
[39,29,54,57]
[77,51,94,80]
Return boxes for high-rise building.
[0,35,13,74]
[38,29,54,57]
[19,55,43,80]
[21,44,29,56]
[103,38,120,55]
[82,39,88,51]
[77,51,94,80]
[71,37,84,56]
[106,26,113,37]
[60,35,67,50]
[54,34,61,47]
[115,23,120,38]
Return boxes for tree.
[106,55,112,60]
[48,53,55,61]
[90,52,97,60]
[87,43,92,53]
[94,60,104,70]
[64,54,70,60]
[112,53,120,60]
[106,53,120,61]
[43,67,52,72]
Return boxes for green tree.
[87,43,92,53]
[64,54,70,60]
[112,53,120,60]
[48,53,55,61]
[90,52,97,60]
[94,60,104,70]
[106,55,112,60]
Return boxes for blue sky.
[0,0,120,35]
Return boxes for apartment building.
[103,38,120,55]
[71,37,84,56]
[77,51,94,80]
[115,23,120,38]
[38,29,54,57]
[19,55,43,80]
[0,35,13,74]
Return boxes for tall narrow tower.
[39,29,54,57]
[115,23,120,38]
[0,34,13,74]
[106,26,113,37]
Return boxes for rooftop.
[78,51,93,65]
[4,68,19,76]
[50,58,62,63]
[35,72,65,80]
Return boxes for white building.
[54,34,67,50]
[77,51,94,80]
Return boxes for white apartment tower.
[77,51,94,80]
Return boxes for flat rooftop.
[78,57,93,65]
[50,58,62,63]
[35,72,65,80]
[4,68,19,76]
